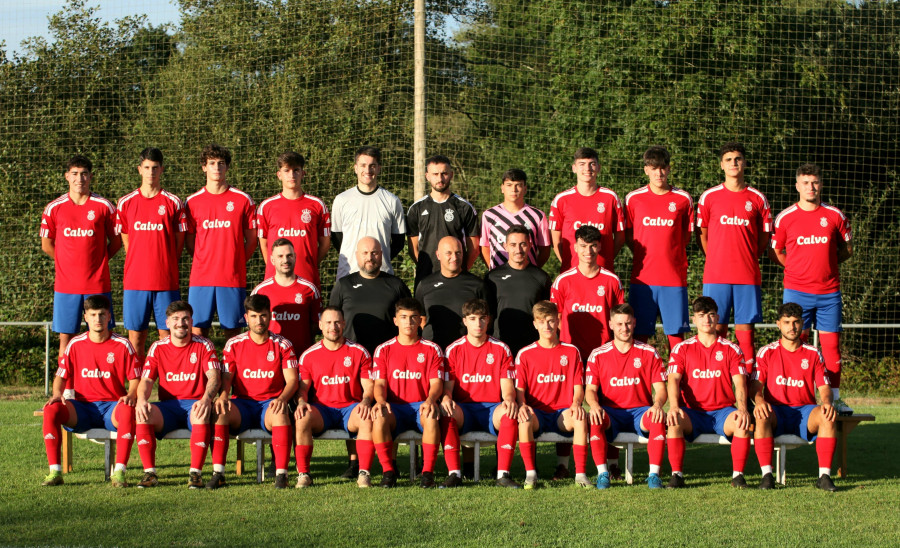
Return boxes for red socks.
[422,443,438,474]
[136,423,156,470]
[735,329,755,369]
[731,435,750,473]
[589,423,608,469]
[819,332,842,388]
[496,415,517,473]
[375,441,395,472]
[356,439,375,472]
[646,419,666,467]
[113,404,136,467]
[755,436,774,469]
[520,441,536,472]
[190,423,210,470]
[294,442,313,474]
[572,444,588,475]
[441,416,461,473]
[666,334,685,352]
[212,424,230,467]
[816,436,837,470]
[42,401,69,467]
[271,425,291,472]
[667,437,685,473]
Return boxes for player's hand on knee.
[502,400,518,419]
[136,401,152,423]
[822,403,836,422]
[666,407,683,427]
[588,405,604,426]
[44,395,63,408]
[517,405,533,424]
[649,404,665,424]
[753,402,771,421]
[734,409,751,431]
[119,394,136,407]
[294,401,312,421]
[215,395,231,415]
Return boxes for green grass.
[2,397,899,547]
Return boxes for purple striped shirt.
[479,203,550,268]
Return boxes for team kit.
[39,143,851,492]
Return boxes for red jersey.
[753,341,829,407]
[624,186,694,287]
[184,186,256,288]
[585,341,666,409]
[250,276,321,354]
[550,267,624,359]
[667,336,747,411]
[548,186,624,271]
[697,184,771,285]
[142,335,220,401]
[56,333,140,402]
[222,332,298,401]
[116,189,186,291]
[298,340,372,408]
[257,192,331,285]
[40,193,117,294]
[371,338,443,404]
[515,342,583,412]
[444,336,514,404]
[771,203,851,294]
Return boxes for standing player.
[415,236,487,350]
[624,146,693,350]
[294,307,375,488]
[480,169,551,269]
[584,304,668,489]
[549,147,624,272]
[133,301,221,488]
[116,147,186,364]
[440,299,519,488]
[184,144,257,339]
[665,296,752,488]
[515,301,591,489]
[209,295,298,489]
[484,225,552,357]
[257,151,330,288]
[770,164,852,414]
[331,146,406,279]
[407,155,480,289]
[40,295,139,487]
[370,298,444,488]
[750,302,838,490]
[697,142,771,367]
[251,238,321,354]
[41,155,121,368]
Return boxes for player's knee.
[44,401,68,425]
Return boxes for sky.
[1,0,181,58]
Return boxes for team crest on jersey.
[301,209,312,223]
[597,285,606,297]
[190,352,198,364]
[744,200,753,212]
[106,352,115,364]
[560,355,569,367]
[633,358,642,369]
[801,358,809,370]
[226,201,235,212]
[820,216,828,228]
[444,209,455,222]
[267,350,275,362]
[715,351,724,361]
[294,293,303,304]
[486,353,495,365]
[417,353,425,363]
[87,210,96,221]
[158,205,166,215]
[343,356,352,368]
[597,203,606,213]
[668,202,676,213]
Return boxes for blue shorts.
[312,402,358,436]
[64,400,117,433]
[52,292,115,334]
[773,404,819,442]
[703,284,762,325]
[533,408,572,438]
[123,289,181,331]
[390,402,428,435]
[156,399,199,437]
[682,407,735,442]
[629,284,690,336]
[458,401,502,435]
[783,290,842,333]
[602,406,651,440]
[230,397,274,434]
[188,286,247,330]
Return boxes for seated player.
[210,294,299,489]
[370,298,444,488]
[750,302,838,491]
[294,307,375,488]
[585,304,668,489]
[41,295,140,487]
[515,301,590,489]
[666,296,752,488]
[134,301,221,488]
[441,299,519,488]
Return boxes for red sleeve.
[115,201,127,235]
[572,349,584,385]
[142,351,159,381]
[585,354,598,387]
[812,350,829,389]
[280,340,298,370]
[184,200,197,234]
[667,345,685,376]
[299,353,312,382]
[760,197,773,233]
[753,351,768,385]
[697,197,710,228]
[728,346,747,377]
[501,348,514,380]
[371,348,387,381]
[428,347,443,381]
[686,196,696,233]
[613,195,625,232]
[256,205,268,238]
[359,350,373,381]
[40,206,56,239]
[612,278,624,306]
[242,198,256,231]
[222,345,236,374]
[548,199,562,231]
[105,206,117,242]
[515,355,528,392]
[320,204,331,237]
[837,212,851,243]
[771,217,787,251]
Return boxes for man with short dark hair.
[480,169,551,268]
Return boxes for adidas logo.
[500,444,513,450]
[44,433,56,440]
[214,436,224,442]
[138,439,150,446]
[444,444,455,450]
[120,433,133,440]
[653,435,665,441]
[421,210,429,216]
[590,435,603,441]
[194,442,207,448]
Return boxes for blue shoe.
[646,473,663,489]
[595,472,611,490]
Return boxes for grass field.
[2,395,898,547]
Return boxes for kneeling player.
[370,298,444,488]
[294,307,375,488]
[210,295,299,489]
[134,301,221,488]
[751,302,838,491]
[585,304,668,489]
[41,295,140,487]
[666,296,752,488]
[441,299,519,488]
[516,301,590,489]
